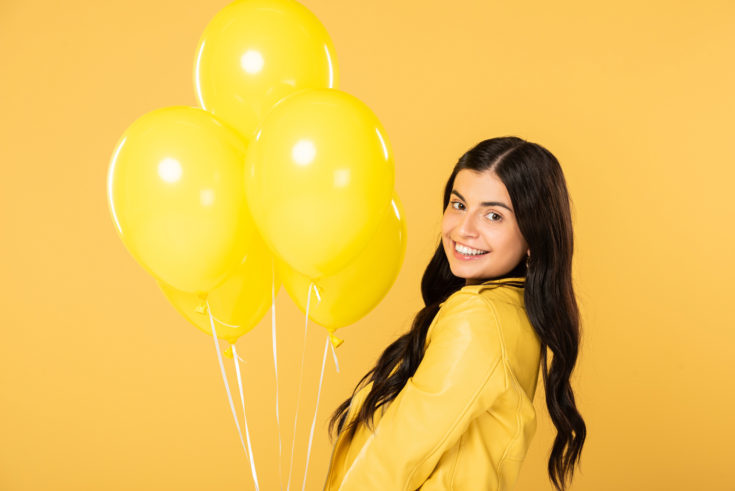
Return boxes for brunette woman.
[324,136,586,490]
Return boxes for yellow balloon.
[277,193,406,334]
[107,106,256,294]
[158,235,280,344]
[245,88,395,279]
[194,0,339,139]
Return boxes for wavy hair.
[328,136,586,490]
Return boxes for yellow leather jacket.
[323,277,541,490]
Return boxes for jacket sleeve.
[338,291,510,491]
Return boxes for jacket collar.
[476,276,525,286]
[458,276,526,307]
[440,276,526,306]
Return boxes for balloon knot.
[329,332,344,348]
[223,345,234,359]
[194,292,209,314]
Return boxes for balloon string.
[301,334,330,491]
[196,301,241,329]
[330,339,340,373]
[286,282,313,491]
[205,300,252,476]
[232,345,260,491]
[272,259,284,491]
[210,314,241,328]
[308,284,339,372]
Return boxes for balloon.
[277,193,406,336]
[158,234,280,344]
[245,88,395,279]
[107,106,256,294]
[194,0,339,139]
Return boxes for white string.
[330,340,340,373]
[272,259,284,490]
[301,335,330,491]
[205,300,251,470]
[313,283,341,373]
[207,316,244,361]
[199,298,241,329]
[311,283,340,373]
[232,345,260,491]
[209,314,241,328]
[286,282,313,491]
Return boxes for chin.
[447,263,474,280]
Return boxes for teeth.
[455,242,488,255]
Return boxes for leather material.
[323,277,541,490]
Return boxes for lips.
[449,240,489,261]
[452,240,488,254]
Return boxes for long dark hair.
[328,136,586,491]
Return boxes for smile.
[453,240,488,256]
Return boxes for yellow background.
[2,0,734,489]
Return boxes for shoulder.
[438,289,495,317]
[431,282,532,354]
[438,281,523,318]
[428,290,503,355]
[433,289,504,340]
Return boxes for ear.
[526,248,530,256]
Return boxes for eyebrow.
[451,190,514,213]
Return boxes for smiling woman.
[324,136,586,491]
[442,169,530,284]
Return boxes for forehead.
[453,169,511,203]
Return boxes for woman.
[323,136,586,490]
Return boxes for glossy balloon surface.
[158,234,279,343]
[194,0,339,139]
[245,88,395,279]
[278,193,406,329]
[107,106,256,294]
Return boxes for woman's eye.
[486,211,502,222]
[450,201,464,210]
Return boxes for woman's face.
[441,169,529,284]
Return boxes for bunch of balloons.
[106,0,406,347]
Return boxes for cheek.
[441,212,455,236]
[496,230,525,255]
[507,225,527,250]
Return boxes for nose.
[457,211,479,238]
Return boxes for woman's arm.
[338,291,511,490]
